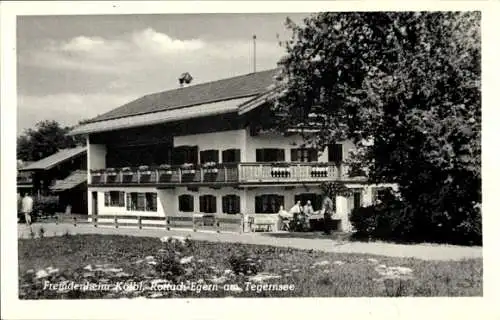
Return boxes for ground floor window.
[126,192,157,212]
[372,187,393,204]
[255,194,284,214]
[200,195,217,213]
[104,191,125,207]
[294,193,322,211]
[352,190,362,210]
[178,194,194,212]
[222,195,240,214]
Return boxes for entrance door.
[92,191,98,216]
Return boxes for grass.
[18,234,482,298]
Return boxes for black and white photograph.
[1,1,497,319]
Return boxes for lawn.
[18,234,482,298]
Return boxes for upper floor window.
[291,148,318,162]
[126,192,157,211]
[222,195,240,214]
[104,191,125,207]
[255,194,284,214]
[178,194,194,212]
[200,149,219,164]
[200,195,217,213]
[256,148,285,162]
[328,143,343,163]
[222,149,241,163]
[173,145,198,165]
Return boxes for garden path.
[18,223,482,261]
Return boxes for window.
[352,191,362,210]
[222,195,240,214]
[373,188,393,204]
[255,194,284,214]
[222,149,241,163]
[294,193,322,210]
[172,145,198,165]
[200,149,219,164]
[126,192,157,211]
[256,148,285,162]
[200,195,217,213]
[105,191,125,207]
[291,148,318,162]
[328,143,343,163]
[178,194,194,212]
[146,193,158,212]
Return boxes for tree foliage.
[17,120,86,161]
[272,12,481,244]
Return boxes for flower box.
[121,167,133,174]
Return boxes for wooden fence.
[54,213,243,233]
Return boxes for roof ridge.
[144,68,278,98]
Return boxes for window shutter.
[310,149,318,162]
[119,192,125,206]
[211,195,216,213]
[234,149,240,162]
[138,193,146,211]
[222,196,227,213]
[104,192,110,206]
[277,149,285,161]
[126,193,131,210]
[256,149,263,162]
[199,196,205,213]
[291,149,298,162]
[255,196,261,213]
[234,196,240,213]
[149,193,157,212]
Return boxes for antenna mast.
[252,34,257,73]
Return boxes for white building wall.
[88,186,164,217]
[173,129,246,162]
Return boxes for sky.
[16,13,310,135]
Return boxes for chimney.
[179,72,193,88]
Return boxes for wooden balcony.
[89,162,356,186]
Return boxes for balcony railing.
[89,162,358,185]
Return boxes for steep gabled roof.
[87,68,279,123]
[19,146,86,171]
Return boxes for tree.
[272,12,481,244]
[17,120,86,161]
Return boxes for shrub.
[228,251,263,276]
[33,196,59,218]
[350,190,482,245]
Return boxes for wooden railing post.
[155,169,160,183]
[192,214,197,232]
[137,170,141,184]
[114,215,118,228]
[216,217,221,233]
[224,167,228,182]
[200,167,204,182]
[178,168,182,183]
[138,216,142,229]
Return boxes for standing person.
[22,192,34,229]
[321,194,335,235]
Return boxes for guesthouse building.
[70,69,392,231]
